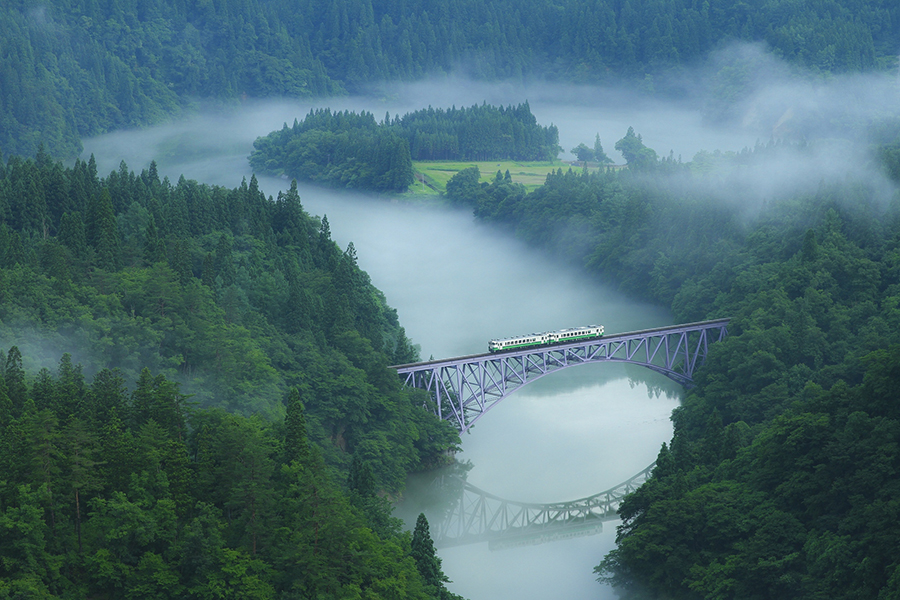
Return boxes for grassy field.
[411,160,606,195]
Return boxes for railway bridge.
[392,318,730,434]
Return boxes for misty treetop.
[0,148,463,497]
[6,0,898,160]
[249,102,560,192]
[398,102,559,162]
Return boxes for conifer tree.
[11,163,48,235]
[5,346,27,415]
[168,238,193,286]
[32,369,56,412]
[144,215,166,264]
[5,230,24,266]
[0,373,11,423]
[61,417,101,553]
[0,225,8,267]
[88,368,127,426]
[87,188,122,270]
[285,278,309,334]
[594,133,613,164]
[130,367,156,429]
[411,513,449,593]
[201,252,216,288]
[348,454,375,499]
[316,215,338,271]
[58,211,88,260]
[55,353,87,421]
[164,438,194,518]
[214,234,235,286]
[283,387,309,465]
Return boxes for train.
[488,325,604,353]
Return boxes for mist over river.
[81,82,759,599]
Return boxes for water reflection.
[410,462,653,550]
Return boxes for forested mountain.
[0,149,464,485]
[0,149,466,596]
[446,126,900,598]
[248,102,558,192]
[3,0,899,159]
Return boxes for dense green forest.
[249,109,415,193]
[398,103,559,162]
[446,125,900,598]
[3,0,899,160]
[249,103,558,191]
[0,368,461,599]
[0,150,465,596]
[0,148,465,485]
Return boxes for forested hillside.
[446,125,900,598]
[0,148,469,596]
[0,368,462,599]
[0,148,464,484]
[3,0,899,159]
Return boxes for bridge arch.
[392,319,729,434]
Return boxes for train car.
[487,332,552,353]
[488,325,604,353]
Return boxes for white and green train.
[488,325,604,353]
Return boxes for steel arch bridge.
[392,318,730,434]
[432,464,655,549]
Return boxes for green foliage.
[249,103,558,193]
[615,126,659,171]
[249,109,413,192]
[282,387,309,465]
[0,150,458,505]
[0,351,452,598]
[571,143,594,163]
[444,166,485,206]
[411,513,463,600]
[400,103,559,162]
[594,134,613,165]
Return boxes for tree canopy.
[4,0,898,159]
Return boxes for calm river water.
[82,83,754,599]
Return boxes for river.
[82,82,754,599]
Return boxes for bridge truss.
[393,318,729,433]
[433,464,655,549]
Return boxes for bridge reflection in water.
[431,464,654,550]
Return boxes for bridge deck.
[390,317,731,371]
